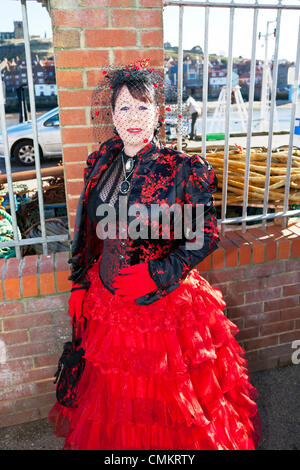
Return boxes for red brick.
[279,329,300,344]
[39,255,56,296]
[246,261,285,280]
[53,29,80,49]
[229,277,265,293]
[22,255,38,298]
[63,145,89,164]
[52,9,108,28]
[250,227,278,262]
[11,366,56,387]
[140,30,163,47]
[0,409,40,428]
[291,238,300,258]
[244,311,281,328]
[260,319,294,336]
[66,181,84,196]
[0,330,28,346]
[14,392,55,412]
[85,28,136,47]
[114,49,163,67]
[248,227,277,262]
[58,89,93,107]
[228,302,264,319]
[235,326,259,341]
[242,335,278,352]
[278,239,290,260]
[1,357,33,372]
[265,239,277,262]
[86,69,104,87]
[3,312,52,332]
[34,354,60,368]
[140,0,162,5]
[0,259,5,301]
[238,244,252,266]
[243,349,258,362]
[219,237,238,268]
[4,258,21,300]
[283,283,300,296]
[197,257,211,272]
[0,382,37,402]
[55,49,109,69]
[258,342,293,360]
[68,197,81,214]
[3,279,21,301]
[29,325,56,342]
[208,266,248,284]
[241,229,265,263]
[281,306,300,321]
[223,292,244,307]
[7,340,53,360]
[52,309,70,325]
[81,0,136,5]
[226,230,252,266]
[245,286,282,304]
[285,258,300,272]
[64,163,85,181]
[5,257,20,279]
[60,108,87,126]
[35,380,55,395]
[267,270,300,287]
[28,295,69,313]
[264,296,299,312]
[111,9,162,28]
[0,302,25,318]
[211,246,225,270]
[61,126,94,145]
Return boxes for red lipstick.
[127,128,142,133]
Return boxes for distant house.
[0,21,23,41]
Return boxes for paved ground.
[0,363,299,451]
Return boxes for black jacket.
[68,136,220,305]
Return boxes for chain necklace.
[119,150,137,194]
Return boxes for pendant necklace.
[119,150,137,194]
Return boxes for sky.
[0,0,299,62]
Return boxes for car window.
[44,114,59,126]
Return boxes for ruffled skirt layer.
[48,258,261,450]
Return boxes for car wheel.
[12,139,43,166]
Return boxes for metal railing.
[0,1,299,263]
[0,0,69,258]
[164,0,300,232]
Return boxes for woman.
[48,62,261,450]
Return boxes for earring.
[153,120,162,137]
[113,126,120,136]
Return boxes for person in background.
[185,95,201,140]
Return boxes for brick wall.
[198,221,300,372]
[0,252,71,426]
[0,221,299,427]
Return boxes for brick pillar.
[50,0,164,237]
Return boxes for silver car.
[0,107,62,166]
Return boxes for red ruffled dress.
[48,146,261,450]
[49,256,261,450]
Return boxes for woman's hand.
[68,282,89,322]
[112,263,157,301]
